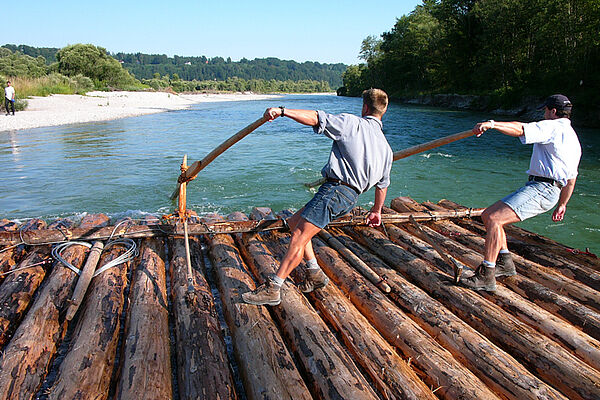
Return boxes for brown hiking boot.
[241,278,281,306]
[496,252,517,277]
[298,268,330,293]
[461,263,497,291]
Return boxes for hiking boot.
[298,268,329,293]
[461,263,497,291]
[496,252,517,277]
[242,278,281,306]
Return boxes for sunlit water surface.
[1,94,598,253]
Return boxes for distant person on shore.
[242,88,393,306]
[461,94,582,291]
[5,81,15,116]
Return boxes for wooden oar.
[305,129,476,188]
[170,115,270,200]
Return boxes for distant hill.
[2,44,346,88]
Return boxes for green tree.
[56,44,137,88]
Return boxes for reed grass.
[5,73,95,99]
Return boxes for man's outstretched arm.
[473,120,524,137]
[264,107,318,127]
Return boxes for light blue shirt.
[521,118,581,186]
[314,110,393,193]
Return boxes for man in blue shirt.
[243,88,393,306]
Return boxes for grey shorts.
[501,181,560,221]
[301,181,359,228]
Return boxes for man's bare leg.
[481,201,521,263]
[275,217,322,280]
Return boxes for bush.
[56,44,139,89]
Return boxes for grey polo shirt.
[314,110,393,193]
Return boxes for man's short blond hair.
[362,88,388,116]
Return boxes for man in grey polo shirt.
[461,94,582,291]
[243,88,393,306]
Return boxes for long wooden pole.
[171,116,269,200]
[305,129,476,188]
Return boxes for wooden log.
[205,225,311,400]
[169,234,239,400]
[64,241,104,321]
[0,218,50,348]
[328,227,568,400]
[263,230,502,400]
[393,198,600,335]
[48,241,131,400]
[263,230,440,400]
[0,242,89,399]
[115,238,171,399]
[0,210,484,246]
[238,231,379,400]
[346,224,600,400]
[317,230,391,293]
[437,198,600,271]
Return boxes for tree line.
[2,44,346,89]
[341,0,599,111]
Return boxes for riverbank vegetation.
[340,0,599,113]
[2,43,339,95]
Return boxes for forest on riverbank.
[341,0,599,117]
[0,43,337,110]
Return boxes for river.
[1,94,598,254]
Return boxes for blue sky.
[10,0,421,65]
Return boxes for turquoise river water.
[1,94,598,254]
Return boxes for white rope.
[93,238,137,277]
[51,241,93,275]
[51,238,137,277]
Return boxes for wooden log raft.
[48,240,131,400]
[263,229,437,400]
[238,231,380,400]
[328,227,567,400]
[0,242,89,399]
[347,224,600,400]
[169,233,238,400]
[115,238,172,399]
[392,198,600,339]
[0,209,484,246]
[205,219,312,400]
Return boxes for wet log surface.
[169,234,238,400]
[48,241,131,400]
[327,227,567,400]
[116,238,172,399]
[264,229,437,400]
[239,231,380,400]
[0,196,599,400]
[346,223,600,400]
[206,225,311,400]
[0,219,49,348]
[0,243,88,399]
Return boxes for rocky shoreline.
[395,93,600,127]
